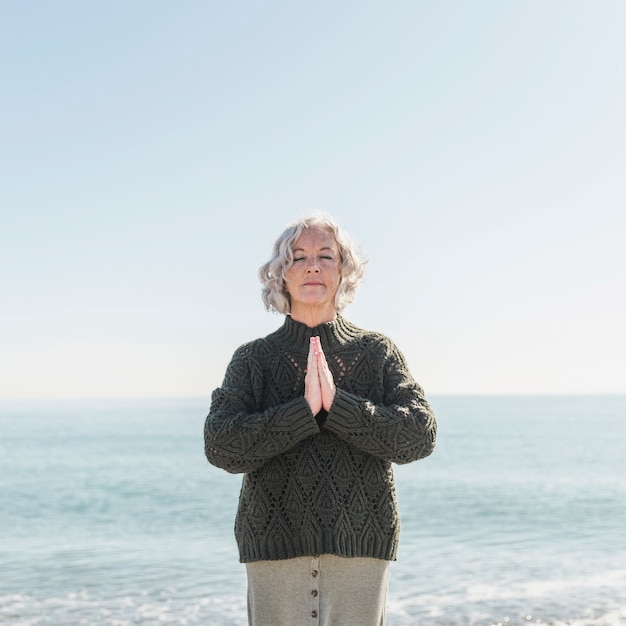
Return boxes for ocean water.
[1,395,625,626]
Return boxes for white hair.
[258,212,367,314]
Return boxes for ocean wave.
[2,591,626,626]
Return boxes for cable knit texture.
[204,315,437,563]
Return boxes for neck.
[289,304,337,328]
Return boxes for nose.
[306,258,321,273]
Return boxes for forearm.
[324,387,437,464]
[204,393,319,473]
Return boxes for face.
[284,228,342,316]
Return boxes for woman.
[204,213,436,626]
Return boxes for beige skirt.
[245,554,390,626]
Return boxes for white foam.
[464,569,626,602]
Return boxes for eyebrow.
[292,246,336,253]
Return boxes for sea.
[1,395,625,626]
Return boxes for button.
[311,589,318,597]
[311,610,318,618]
[312,570,319,577]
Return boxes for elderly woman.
[204,214,436,626]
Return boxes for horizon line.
[1,392,625,404]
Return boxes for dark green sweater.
[204,315,436,563]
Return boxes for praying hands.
[305,336,336,416]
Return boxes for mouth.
[303,281,324,286]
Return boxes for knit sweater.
[204,315,436,563]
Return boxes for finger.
[306,341,319,389]
[319,357,335,390]
[308,337,317,367]
[313,336,321,356]
[305,338,322,415]
[315,343,336,412]
[313,338,330,376]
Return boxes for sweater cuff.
[286,396,321,440]
[325,388,363,436]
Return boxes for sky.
[1,1,625,399]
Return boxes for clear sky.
[2,1,624,399]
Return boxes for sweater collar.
[271,315,360,352]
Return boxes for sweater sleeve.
[324,339,436,464]
[204,343,320,474]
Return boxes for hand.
[305,336,336,416]
[305,338,323,415]
[315,337,336,412]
